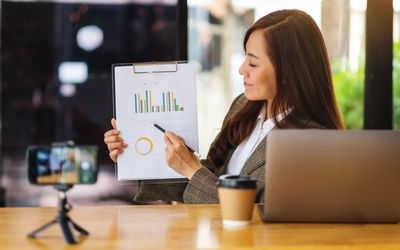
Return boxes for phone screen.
[28,145,98,185]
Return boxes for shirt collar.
[256,103,267,122]
[256,104,293,129]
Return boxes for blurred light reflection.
[58,61,88,84]
[77,25,104,52]
[195,219,219,248]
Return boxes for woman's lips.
[244,82,252,87]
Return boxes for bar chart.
[134,90,184,113]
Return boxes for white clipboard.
[112,61,199,181]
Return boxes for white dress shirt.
[226,105,288,175]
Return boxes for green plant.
[332,41,400,130]
[332,58,364,129]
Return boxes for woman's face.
[239,29,277,102]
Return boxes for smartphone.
[27,145,98,185]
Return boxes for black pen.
[152,122,200,158]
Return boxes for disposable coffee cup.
[217,174,257,227]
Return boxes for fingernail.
[114,130,120,134]
[123,143,128,147]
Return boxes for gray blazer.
[134,94,323,204]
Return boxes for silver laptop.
[259,129,400,223]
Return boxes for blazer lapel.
[239,134,267,175]
[239,124,284,176]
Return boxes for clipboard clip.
[133,61,178,74]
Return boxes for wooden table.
[1,204,400,249]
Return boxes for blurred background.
[0,0,398,207]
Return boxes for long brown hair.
[208,9,345,167]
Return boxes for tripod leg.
[59,217,78,244]
[27,219,58,238]
[70,219,89,235]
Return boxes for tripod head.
[54,184,74,215]
[53,184,73,192]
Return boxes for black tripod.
[27,185,89,244]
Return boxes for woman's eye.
[249,63,256,67]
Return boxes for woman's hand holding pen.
[164,131,202,180]
[104,118,127,163]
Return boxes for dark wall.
[1,1,187,162]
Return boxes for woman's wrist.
[186,161,202,180]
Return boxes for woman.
[104,9,345,204]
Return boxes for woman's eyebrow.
[247,52,260,59]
